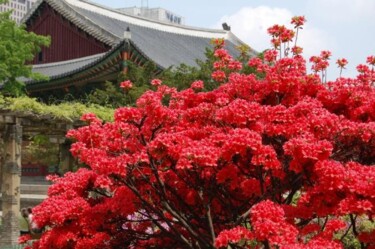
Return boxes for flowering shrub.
[22,17,375,249]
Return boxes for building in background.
[0,0,37,23]
[117,7,185,25]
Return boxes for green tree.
[158,45,263,91]
[160,48,217,91]
[0,0,50,96]
[86,42,260,107]
[86,61,156,107]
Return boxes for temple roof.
[23,0,254,69]
[22,0,256,94]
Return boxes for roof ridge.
[66,0,229,39]
[77,0,225,33]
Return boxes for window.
[38,51,43,63]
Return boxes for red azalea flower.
[191,80,204,90]
[211,70,226,82]
[151,79,162,86]
[320,50,332,60]
[120,80,133,90]
[336,58,348,68]
[292,46,303,55]
[291,16,306,27]
[366,55,375,65]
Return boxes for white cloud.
[216,6,291,52]
[215,6,336,61]
[297,25,335,60]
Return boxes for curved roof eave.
[26,40,126,88]
[226,31,258,56]
[25,39,165,89]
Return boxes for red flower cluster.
[251,200,298,246]
[264,49,278,63]
[211,70,226,82]
[291,15,306,27]
[120,80,133,90]
[191,80,204,90]
[292,46,303,55]
[211,40,243,83]
[267,24,295,48]
[309,50,334,82]
[214,226,253,248]
[367,55,375,66]
[336,58,348,69]
[266,16,306,59]
[151,78,162,86]
[310,52,330,72]
[23,16,375,249]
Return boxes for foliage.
[23,134,60,166]
[87,44,257,108]
[0,95,114,121]
[86,81,128,108]
[22,17,375,249]
[160,48,217,91]
[0,95,114,170]
[0,0,50,96]
[161,42,260,92]
[86,61,157,107]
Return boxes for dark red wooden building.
[27,2,110,64]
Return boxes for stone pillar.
[59,142,74,174]
[0,123,22,246]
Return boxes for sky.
[92,0,375,79]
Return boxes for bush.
[22,16,375,249]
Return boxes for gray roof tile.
[73,6,246,68]
[31,53,105,78]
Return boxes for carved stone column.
[0,123,22,246]
[59,142,74,174]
